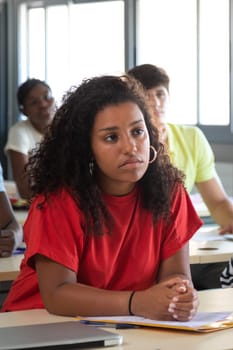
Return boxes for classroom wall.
[212,143,233,196]
[215,162,233,196]
[190,143,233,196]
[212,144,233,163]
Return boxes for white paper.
[84,311,233,329]
[191,226,233,242]
[192,227,224,242]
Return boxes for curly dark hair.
[27,75,184,235]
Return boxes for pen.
[13,247,26,255]
[80,320,139,329]
[116,323,140,329]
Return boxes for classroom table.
[189,224,233,264]
[0,288,233,350]
[0,254,23,282]
[0,207,27,283]
[9,194,233,266]
[1,224,233,283]
[4,180,28,225]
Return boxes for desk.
[0,254,23,281]
[0,237,232,284]
[0,252,207,284]
[190,239,233,264]
[189,224,233,264]
[0,289,233,350]
[4,179,28,225]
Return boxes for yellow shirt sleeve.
[167,123,217,193]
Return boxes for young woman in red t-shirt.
[2,75,201,321]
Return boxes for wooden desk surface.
[1,228,232,283]
[0,289,233,350]
[190,239,233,263]
[190,224,233,264]
[0,254,23,281]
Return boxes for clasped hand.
[134,277,198,321]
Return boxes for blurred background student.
[5,78,55,200]
[128,63,233,290]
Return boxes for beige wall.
[212,143,233,163]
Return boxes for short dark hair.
[128,64,170,91]
[17,78,51,110]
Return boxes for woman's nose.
[40,98,49,107]
[38,96,53,108]
[122,136,136,153]
[149,96,160,110]
[154,96,161,107]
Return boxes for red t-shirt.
[2,185,202,312]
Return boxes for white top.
[4,119,42,156]
[0,163,5,192]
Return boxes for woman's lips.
[119,158,143,168]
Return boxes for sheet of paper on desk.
[79,311,233,333]
[192,227,233,242]
[192,226,225,241]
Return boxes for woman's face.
[147,85,169,129]
[22,83,55,131]
[91,102,150,196]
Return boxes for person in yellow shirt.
[128,63,233,289]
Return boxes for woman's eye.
[44,93,53,101]
[157,92,165,98]
[133,128,144,136]
[105,134,118,142]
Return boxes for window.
[19,0,125,104]
[199,0,229,126]
[6,0,233,143]
[136,0,229,128]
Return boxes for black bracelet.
[128,291,136,316]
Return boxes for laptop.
[0,321,123,349]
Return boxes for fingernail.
[168,307,174,313]
[172,297,178,302]
[169,303,176,308]
[172,314,178,319]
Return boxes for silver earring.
[149,145,157,164]
[89,160,94,175]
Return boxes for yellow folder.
[77,312,233,333]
